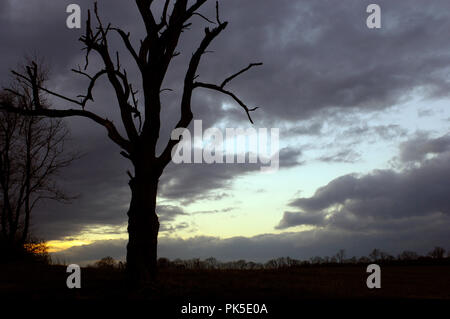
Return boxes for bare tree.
[398,250,419,261]
[369,248,380,262]
[336,249,345,264]
[428,246,446,259]
[94,256,118,269]
[0,72,75,256]
[0,0,261,286]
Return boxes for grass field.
[1,263,449,300]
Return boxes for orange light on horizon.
[46,239,93,253]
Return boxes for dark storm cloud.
[278,149,450,230]
[1,1,83,84]
[399,133,450,163]
[4,0,450,123]
[0,0,9,16]
[2,0,450,250]
[157,205,187,222]
[196,0,450,124]
[32,135,132,240]
[3,0,448,134]
[276,211,327,229]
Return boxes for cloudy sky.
[1,0,449,265]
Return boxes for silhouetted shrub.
[428,247,446,259]
[398,251,419,261]
[94,256,117,269]
[0,236,50,264]
[152,246,450,271]
[157,257,170,268]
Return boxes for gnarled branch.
[112,27,143,70]
[193,82,258,124]
[0,100,132,152]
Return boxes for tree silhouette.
[0,66,75,257]
[0,0,261,286]
[398,250,419,261]
[369,248,381,262]
[428,246,446,259]
[336,249,345,264]
[94,256,118,269]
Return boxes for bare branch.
[0,100,132,152]
[25,62,42,110]
[194,82,258,124]
[215,1,221,25]
[79,4,139,141]
[185,0,208,20]
[158,17,229,167]
[121,151,132,160]
[112,27,143,70]
[12,69,85,107]
[157,0,171,30]
[220,62,263,88]
[71,68,108,107]
[192,12,216,24]
[129,83,142,132]
[135,0,159,37]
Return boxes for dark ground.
[1,263,449,299]
[1,263,448,316]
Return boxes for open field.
[1,263,449,300]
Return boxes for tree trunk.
[126,169,160,287]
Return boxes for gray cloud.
[399,133,450,163]
[31,135,131,240]
[193,207,234,215]
[156,205,185,222]
[287,122,324,136]
[279,149,450,231]
[2,1,450,260]
[159,147,303,204]
[276,211,327,229]
[156,205,192,234]
[209,0,450,123]
[342,124,407,140]
[317,149,361,163]
[3,0,450,125]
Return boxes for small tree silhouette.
[369,249,381,262]
[95,256,118,269]
[336,249,346,264]
[398,251,419,261]
[0,64,75,258]
[428,246,446,259]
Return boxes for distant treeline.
[90,246,450,270]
